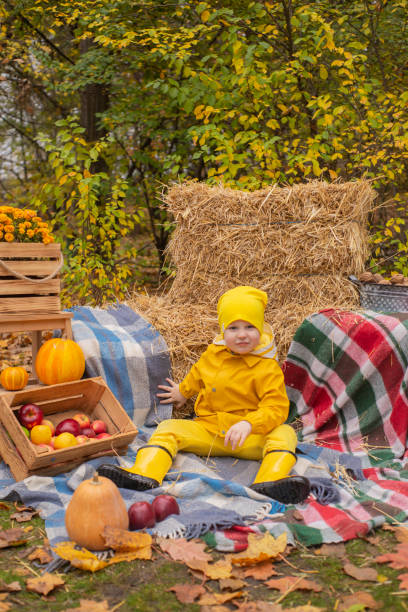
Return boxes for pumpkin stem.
[92,472,101,485]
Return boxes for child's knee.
[265,423,298,451]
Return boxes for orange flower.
[4,224,14,232]
[26,229,34,238]
[4,232,14,242]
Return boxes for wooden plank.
[0,296,60,314]
[0,313,73,334]
[0,260,61,278]
[0,422,31,482]
[0,279,60,296]
[0,243,60,258]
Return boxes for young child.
[99,286,310,504]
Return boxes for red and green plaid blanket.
[205,309,408,551]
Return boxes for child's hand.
[157,378,187,408]
[224,421,252,451]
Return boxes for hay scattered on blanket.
[128,179,376,417]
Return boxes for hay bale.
[165,180,374,303]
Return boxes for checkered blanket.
[207,309,408,551]
[0,307,407,554]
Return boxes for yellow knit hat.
[217,286,267,335]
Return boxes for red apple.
[96,432,111,439]
[35,443,54,452]
[152,495,180,522]
[73,413,91,429]
[76,434,90,444]
[91,420,107,435]
[128,501,156,530]
[55,418,81,437]
[18,403,43,430]
[81,427,96,438]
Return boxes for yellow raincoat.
[179,323,289,438]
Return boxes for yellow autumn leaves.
[0,205,54,244]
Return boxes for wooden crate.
[0,377,138,481]
[0,243,62,315]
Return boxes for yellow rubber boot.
[98,444,173,491]
[253,450,296,484]
[251,450,310,505]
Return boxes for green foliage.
[33,117,138,305]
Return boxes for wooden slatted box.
[0,243,62,315]
[0,377,138,481]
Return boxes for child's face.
[223,319,261,354]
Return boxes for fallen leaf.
[0,602,11,611]
[200,606,231,612]
[28,547,54,564]
[157,537,212,565]
[219,577,246,590]
[0,528,27,548]
[314,542,347,558]
[284,607,326,612]
[64,599,112,612]
[265,576,322,593]
[393,526,408,544]
[233,603,283,612]
[343,563,378,582]
[243,560,278,580]
[102,526,152,552]
[0,503,9,511]
[53,542,108,572]
[168,584,206,604]
[398,572,408,590]
[204,559,232,580]
[338,591,380,611]
[10,510,38,522]
[375,542,408,569]
[231,532,287,567]
[198,590,244,605]
[0,580,21,592]
[14,503,34,512]
[26,573,65,596]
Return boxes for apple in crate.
[91,420,107,435]
[73,413,91,429]
[42,419,55,436]
[76,434,90,444]
[96,432,111,440]
[18,403,43,430]
[81,427,96,438]
[55,418,81,437]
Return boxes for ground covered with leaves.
[0,501,406,611]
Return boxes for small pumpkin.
[35,338,85,386]
[0,366,29,391]
[65,472,129,550]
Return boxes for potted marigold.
[0,205,62,315]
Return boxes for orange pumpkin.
[0,366,29,391]
[35,338,85,386]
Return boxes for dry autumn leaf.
[314,542,347,558]
[343,563,378,582]
[64,599,112,612]
[204,559,232,580]
[243,560,278,580]
[106,549,151,564]
[28,547,54,564]
[168,584,206,604]
[0,580,21,592]
[233,603,283,612]
[398,572,408,590]
[198,589,244,606]
[231,532,287,567]
[10,510,38,522]
[338,590,380,611]
[157,537,212,565]
[265,576,322,593]
[26,573,65,596]
[0,528,27,548]
[53,542,108,573]
[219,577,246,591]
[102,526,152,552]
[375,542,408,569]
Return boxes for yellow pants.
[130,418,298,485]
